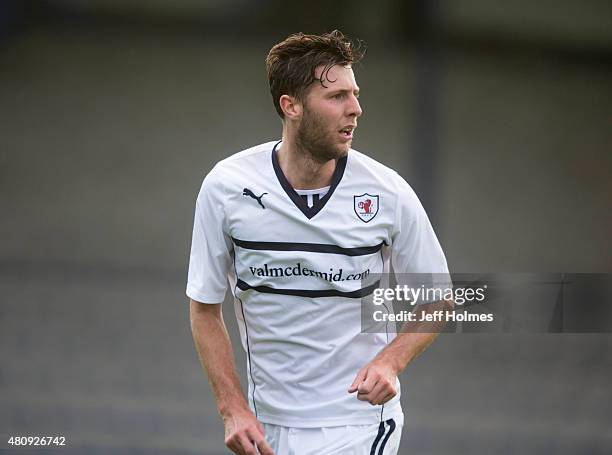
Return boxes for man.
[187,30,450,455]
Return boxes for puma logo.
[243,188,268,209]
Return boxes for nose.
[348,94,362,118]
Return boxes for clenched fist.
[223,407,275,455]
[348,360,398,405]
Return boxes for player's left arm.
[349,173,452,405]
[348,299,453,405]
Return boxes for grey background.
[1,1,611,453]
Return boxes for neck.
[276,138,337,190]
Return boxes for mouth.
[338,126,356,140]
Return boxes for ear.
[279,94,302,120]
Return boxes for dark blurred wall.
[2,0,610,272]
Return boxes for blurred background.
[1,0,611,453]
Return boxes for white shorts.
[262,414,404,455]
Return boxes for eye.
[333,93,345,99]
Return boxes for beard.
[295,104,348,163]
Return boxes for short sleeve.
[390,174,451,301]
[186,168,234,303]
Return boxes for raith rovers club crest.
[354,193,379,223]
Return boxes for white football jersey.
[187,140,449,427]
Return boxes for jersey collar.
[271,140,347,220]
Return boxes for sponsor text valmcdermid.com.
[249,262,371,282]
[361,273,612,334]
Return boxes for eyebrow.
[329,88,360,95]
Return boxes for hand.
[223,407,275,455]
[348,360,398,406]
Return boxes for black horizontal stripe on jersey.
[232,238,385,257]
[236,279,380,298]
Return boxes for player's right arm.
[187,168,274,454]
[190,299,274,455]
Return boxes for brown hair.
[265,30,365,119]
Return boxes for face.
[295,64,362,162]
